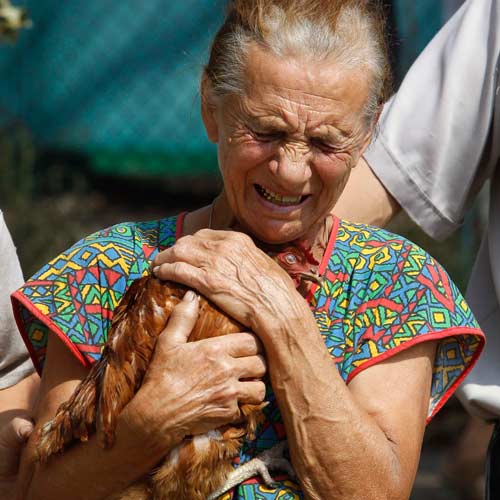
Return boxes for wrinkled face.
[202,44,374,244]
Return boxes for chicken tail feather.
[97,277,176,448]
[241,402,268,440]
[97,352,146,448]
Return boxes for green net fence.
[0,0,457,180]
[0,0,228,179]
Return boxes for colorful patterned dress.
[11,214,484,500]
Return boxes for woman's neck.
[182,193,334,263]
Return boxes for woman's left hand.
[152,229,309,333]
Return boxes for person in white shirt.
[335,0,500,497]
[0,211,39,498]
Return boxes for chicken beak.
[298,272,323,287]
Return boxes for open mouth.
[254,184,308,206]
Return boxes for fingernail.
[184,290,197,301]
[19,424,34,440]
[153,266,160,274]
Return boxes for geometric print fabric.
[11,215,484,500]
[311,221,483,419]
[13,217,177,368]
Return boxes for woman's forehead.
[237,44,370,127]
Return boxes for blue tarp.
[393,0,444,78]
[0,1,225,169]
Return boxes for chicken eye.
[284,253,298,265]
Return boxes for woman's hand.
[0,411,34,500]
[127,291,267,442]
[16,293,267,500]
[0,412,33,479]
[152,229,309,333]
[0,371,39,499]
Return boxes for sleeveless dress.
[11,214,484,499]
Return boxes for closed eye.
[249,127,285,143]
[310,138,340,153]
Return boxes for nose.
[269,144,312,185]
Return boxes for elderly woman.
[12,1,483,499]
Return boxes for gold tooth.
[260,185,301,205]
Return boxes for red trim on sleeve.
[305,216,340,304]
[176,212,187,240]
[319,215,340,276]
[10,290,94,375]
[345,326,485,423]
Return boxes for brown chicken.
[34,242,320,500]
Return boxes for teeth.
[258,185,303,206]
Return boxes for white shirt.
[0,210,34,388]
[365,0,500,419]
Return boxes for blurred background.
[0,1,488,498]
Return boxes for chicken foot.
[207,441,295,499]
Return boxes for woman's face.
[203,44,375,244]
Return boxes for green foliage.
[0,124,103,278]
[0,122,35,205]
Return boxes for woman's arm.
[17,293,267,500]
[255,305,434,500]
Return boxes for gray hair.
[205,0,391,127]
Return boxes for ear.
[200,73,219,143]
